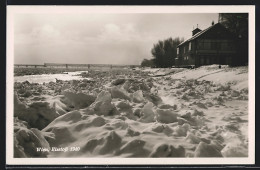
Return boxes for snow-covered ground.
[13,65,248,158]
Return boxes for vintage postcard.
[6,5,255,165]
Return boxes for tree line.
[141,37,184,68]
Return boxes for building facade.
[175,23,240,68]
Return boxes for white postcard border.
[6,5,255,165]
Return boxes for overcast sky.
[14,13,218,65]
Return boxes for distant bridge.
[14,63,140,69]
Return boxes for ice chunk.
[97,131,122,155]
[49,95,71,115]
[181,94,189,101]
[139,102,155,123]
[194,142,223,157]
[151,124,164,133]
[14,136,27,158]
[221,144,248,157]
[155,109,178,124]
[14,92,27,116]
[62,91,96,109]
[89,100,117,116]
[112,78,126,86]
[21,90,32,97]
[81,91,117,116]
[82,139,101,153]
[91,116,106,127]
[150,143,185,157]
[210,140,224,151]
[95,90,112,102]
[116,139,146,156]
[158,104,177,110]
[217,84,230,91]
[14,117,28,130]
[185,132,201,144]
[14,93,60,130]
[115,101,132,111]
[14,127,51,157]
[143,93,163,105]
[195,102,208,109]
[126,127,140,136]
[132,90,145,103]
[179,110,192,119]
[133,108,141,118]
[110,87,131,101]
[192,109,204,116]
[231,90,240,97]
[173,123,190,136]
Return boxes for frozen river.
[14,71,89,84]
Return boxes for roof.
[177,23,221,47]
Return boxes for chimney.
[192,24,202,36]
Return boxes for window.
[200,56,204,64]
[177,48,179,54]
[198,42,203,49]
[184,46,186,53]
[211,42,218,50]
[206,58,210,64]
[220,40,234,50]
[204,40,211,50]
[221,42,228,50]
[189,42,191,50]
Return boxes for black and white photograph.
[6,5,255,165]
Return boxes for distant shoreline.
[14,67,138,76]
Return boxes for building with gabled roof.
[175,23,241,67]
